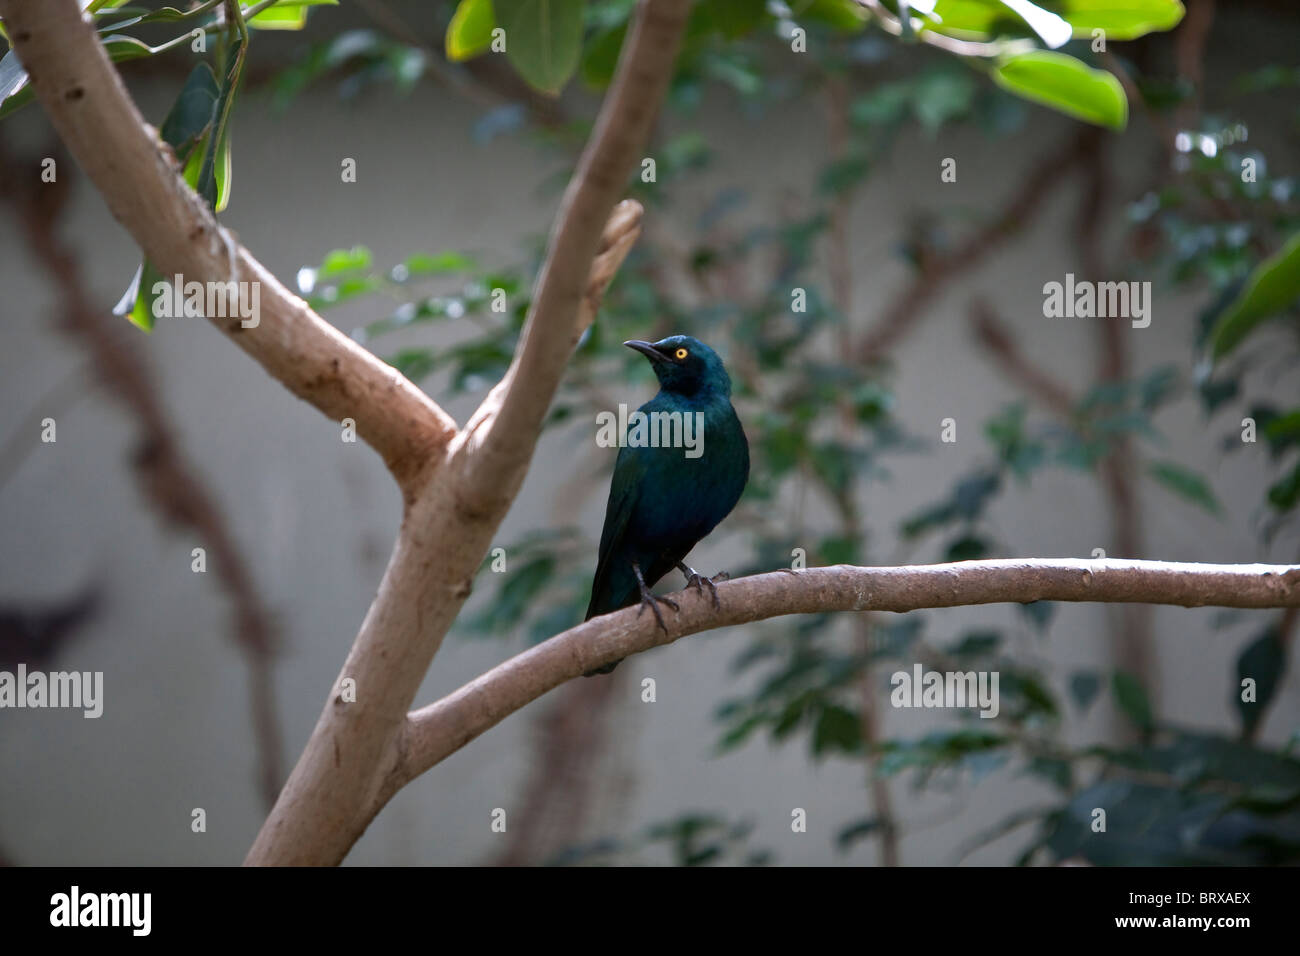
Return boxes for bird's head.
[624,335,732,398]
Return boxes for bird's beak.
[624,340,668,364]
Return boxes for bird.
[583,335,749,676]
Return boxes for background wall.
[0,3,1296,865]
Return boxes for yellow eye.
[674,347,689,360]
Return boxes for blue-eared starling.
[583,335,749,676]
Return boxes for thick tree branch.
[394,560,1300,793]
[456,0,688,512]
[0,0,457,492]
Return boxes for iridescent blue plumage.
[584,335,749,675]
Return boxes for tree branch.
[969,298,1077,418]
[456,0,688,512]
[0,0,458,493]
[395,559,1300,792]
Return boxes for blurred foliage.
[549,812,773,866]
[288,0,1294,867]
[5,0,1296,866]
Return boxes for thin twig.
[968,299,1076,418]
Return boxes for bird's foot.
[632,561,678,633]
[635,588,679,633]
[678,563,725,610]
[777,567,800,575]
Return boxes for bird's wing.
[586,444,649,619]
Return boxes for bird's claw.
[629,560,677,633]
[684,572,721,610]
[679,563,726,610]
[636,589,679,633]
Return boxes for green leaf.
[1018,600,1055,633]
[1056,0,1184,39]
[1138,364,1179,411]
[993,50,1127,129]
[404,250,477,275]
[159,63,220,155]
[1069,671,1101,711]
[447,0,497,61]
[926,0,1183,42]
[1002,669,1059,719]
[249,0,337,31]
[772,693,812,740]
[812,703,862,757]
[836,817,881,851]
[1235,628,1285,737]
[180,131,208,190]
[877,729,1007,776]
[95,4,216,31]
[474,555,556,631]
[494,0,585,95]
[1267,459,1300,513]
[851,82,912,127]
[448,339,513,391]
[319,246,373,277]
[1025,756,1072,789]
[912,70,977,132]
[1261,409,1300,454]
[113,259,166,331]
[251,6,308,30]
[795,0,868,31]
[93,32,157,63]
[1147,460,1220,515]
[1112,670,1154,733]
[1209,231,1300,359]
[999,0,1072,48]
[706,0,766,38]
[194,27,244,211]
[949,631,1001,657]
[717,711,768,752]
[945,534,988,561]
[387,348,437,384]
[580,24,626,88]
[0,83,35,121]
[213,125,233,212]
